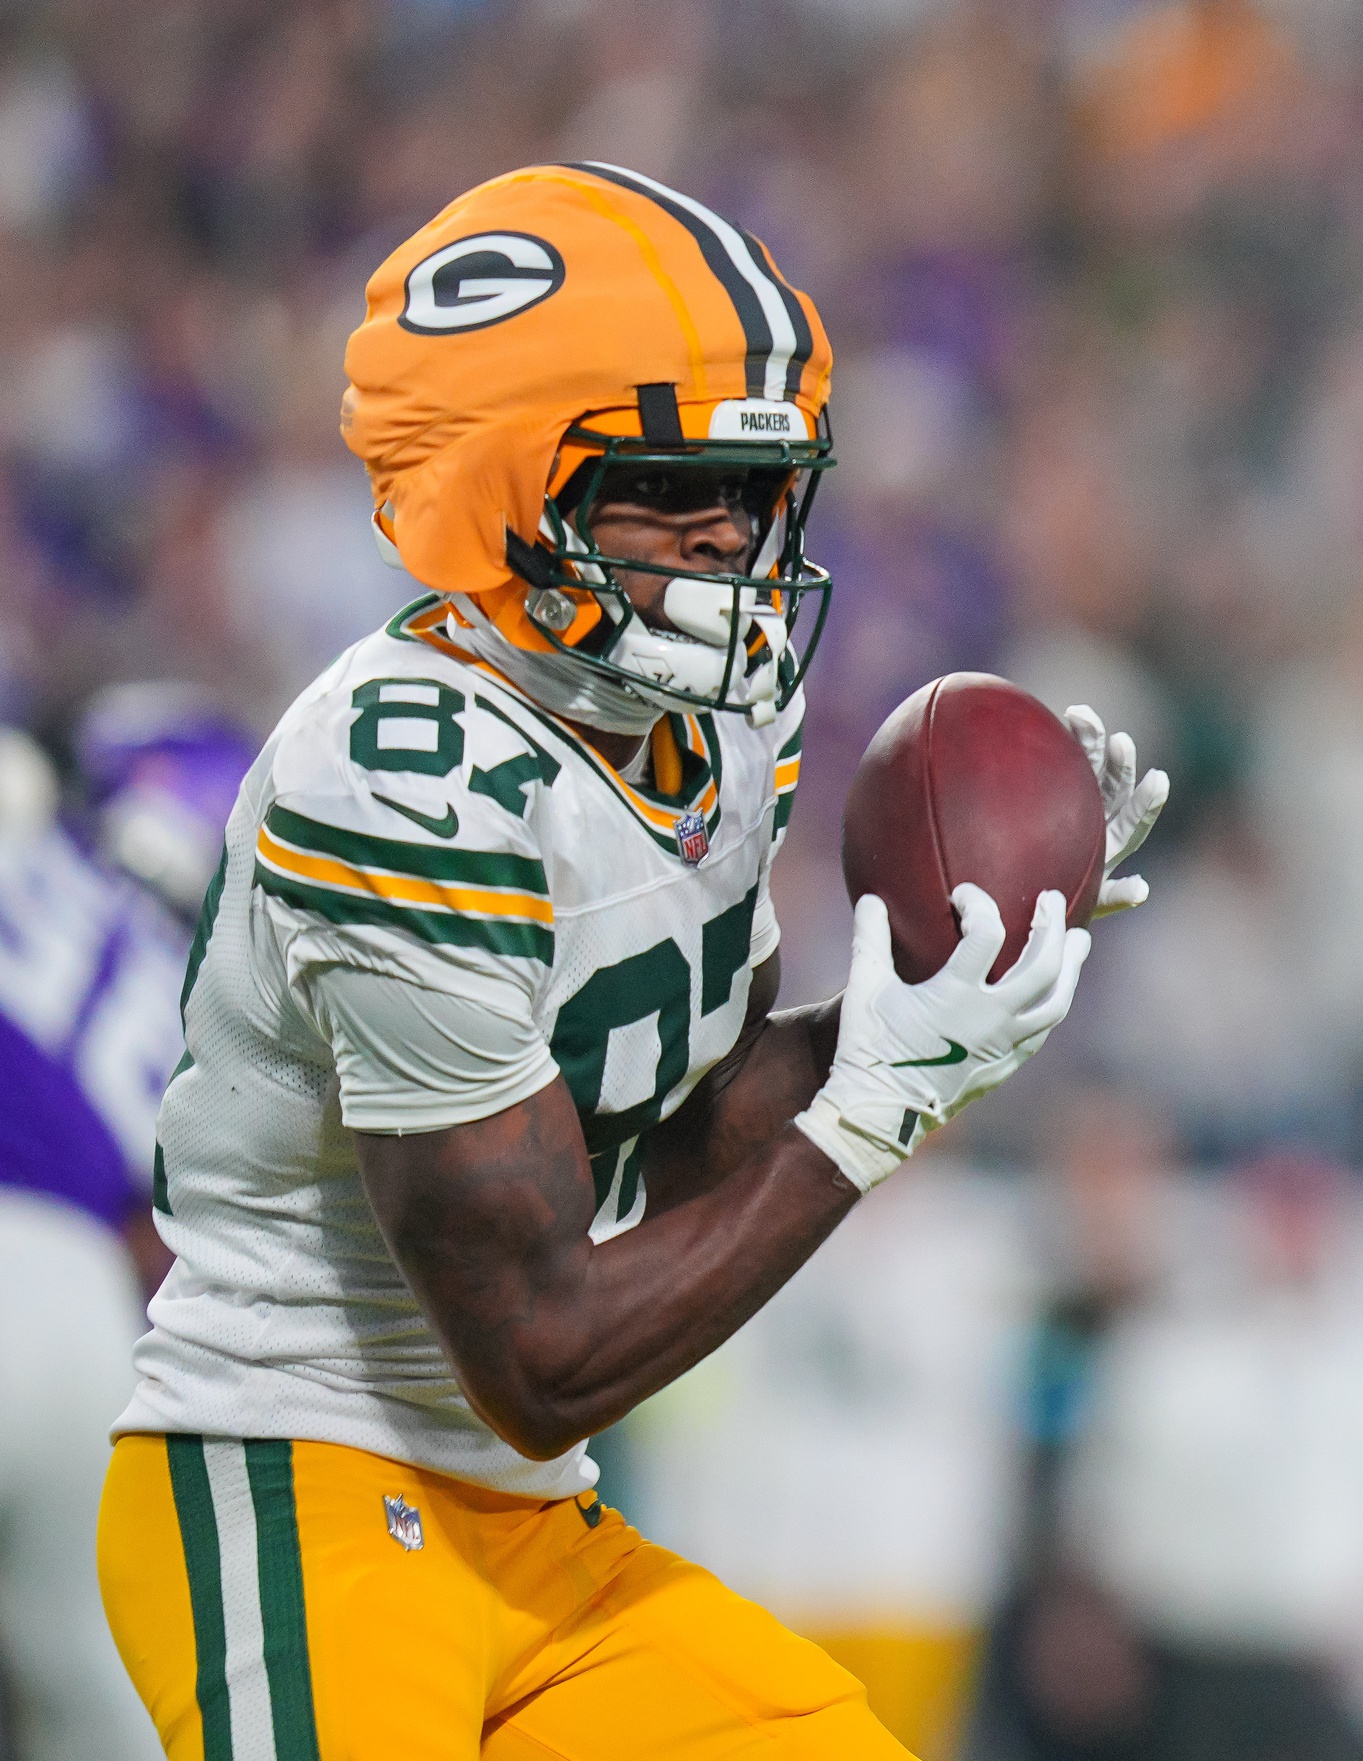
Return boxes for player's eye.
[630,473,679,504]
[597,466,753,516]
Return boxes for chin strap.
[505,527,556,590]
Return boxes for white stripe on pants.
[202,1441,277,1760]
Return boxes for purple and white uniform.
[0,700,255,1761]
[0,823,189,1225]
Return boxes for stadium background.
[5,0,1363,1756]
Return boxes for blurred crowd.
[4,0,1363,1755]
[4,0,1363,1150]
[632,1115,1363,1761]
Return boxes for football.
[842,672,1106,984]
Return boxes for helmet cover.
[342,162,835,714]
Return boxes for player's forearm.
[643,991,843,1208]
[478,1004,854,1454]
[359,1079,856,1461]
[764,993,844,1104]
[507,1121,856,1452]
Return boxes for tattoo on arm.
[356,1047,857,1460]
[359,1081,598,1440]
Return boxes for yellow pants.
[98,1435,914,1760]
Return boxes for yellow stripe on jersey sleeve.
[253,805,554,961]
[773,716,804,835]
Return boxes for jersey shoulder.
[253,598,557,968]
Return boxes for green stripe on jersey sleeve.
[265,804,547,894]
[255,865,555,963]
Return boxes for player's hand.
[1064,704,1169,916]
[794,887,1090,1192]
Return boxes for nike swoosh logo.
[890,1040,968,1068]
[373,795,459,839]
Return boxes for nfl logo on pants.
[676,811,709,866]
[384,1493,424,1551]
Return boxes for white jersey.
[117,594,803,1499]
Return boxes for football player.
[98,164,1164,1760]
[0,694,254,1761]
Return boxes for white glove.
[795,886,1091,1193]
[1064,704,1169,916]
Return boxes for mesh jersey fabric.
[303,962,559,1134]
[115,595,803,1499]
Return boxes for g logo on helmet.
[400,232,566,335]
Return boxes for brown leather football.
[841,673,1106,984]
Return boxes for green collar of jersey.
[385,593,467,653]
[385,593,724,858]
[485,685,724,858]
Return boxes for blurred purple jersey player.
[0,685,256,1231]
[78,683,259,920]
[0,693,254,1761]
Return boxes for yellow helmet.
[342,161,835,720]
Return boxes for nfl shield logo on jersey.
[676,811,710,866]
[383,1493,424,1551]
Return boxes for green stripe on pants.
[166,1436,234,1761]
[246,1441,322,1761]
